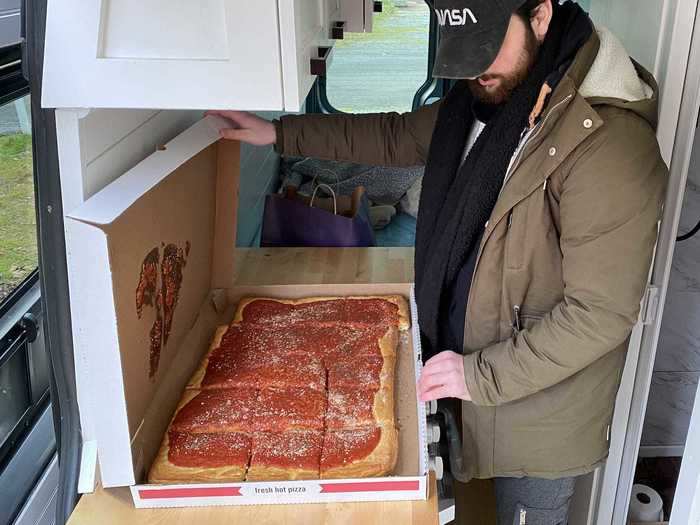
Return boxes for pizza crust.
[320,425,399,479]
[231,295,410,331]
[374,349,396,427]
[377,326,398,358]
[170,388,201,419]
[375,384,394,426]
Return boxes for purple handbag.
[261,184,376,247]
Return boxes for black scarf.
[415,2,593,355]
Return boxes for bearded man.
[209,1,667,522]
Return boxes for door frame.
[591,0,700,522]
[662,3,700,522]
[26,0,83,522]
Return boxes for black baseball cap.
[430,0,527,79]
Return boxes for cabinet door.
[278,0,330,111]
[339,0,374,33]
[324,0,343,33]
[42,0,284,110]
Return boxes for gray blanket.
[280,156,423,207]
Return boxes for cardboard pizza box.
[64,115,429,508]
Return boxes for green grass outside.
[334,0,426,48]
[0,133,36,303]
[327,0,430,113]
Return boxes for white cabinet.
[340,0,376,33]
[324,0,343,33]
[42,1,345,112]
[278,0,340,111]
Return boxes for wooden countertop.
[232,247,415,285]
[68,247,436,525]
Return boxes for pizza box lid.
[64,115,240,486]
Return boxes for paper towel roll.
[628,484,664,522]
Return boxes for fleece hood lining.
[578,26,654,102]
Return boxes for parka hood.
[579,27,659,129]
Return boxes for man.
[209,1,667,523]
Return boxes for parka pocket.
[511,306,545,337]
[505,199,530,270]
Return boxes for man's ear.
[530,0,553,42]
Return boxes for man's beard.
[467,28,540,106]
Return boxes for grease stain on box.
[136,241,190,379]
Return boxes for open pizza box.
[64,115,429,508]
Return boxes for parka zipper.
[500,94,574,193]
[512,305,522,337]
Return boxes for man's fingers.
[418,369,464,394]
[424,351,458,367]
[205,110,234,121]
[420,360,456,376]
[206,110,247,127]
[219,128,249,141]
[418,372,448,392]
[205,109,241,119]
[419,385,453,402]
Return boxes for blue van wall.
[236,111,284,247]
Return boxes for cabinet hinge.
[641,285,661,325]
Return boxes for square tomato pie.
[148,295,409,484]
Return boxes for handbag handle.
[310,183,337,215]
[295,157,341,196]
[310,169,340,192]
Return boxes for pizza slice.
[247,430,323,481]
[325,386,394,430]
[170,388,257,433]
[187,325,326,391]
[327,355,395,391]
[320,425,398,479]
[313,323,399,363]
[148,431,251,483]
[251,387,326,432]
[198,347,325,392]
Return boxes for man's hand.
[417,351,472,402]
[205,110,276,146]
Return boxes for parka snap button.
[548,147,557,156]
[583,118,593,129]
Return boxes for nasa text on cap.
[431,0,527,79]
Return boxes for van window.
[0,95,36,309]
[0,41,54,524]
[325,0,430,113]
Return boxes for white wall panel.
[589,0,667,74]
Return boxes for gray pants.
[494,476,577,525]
